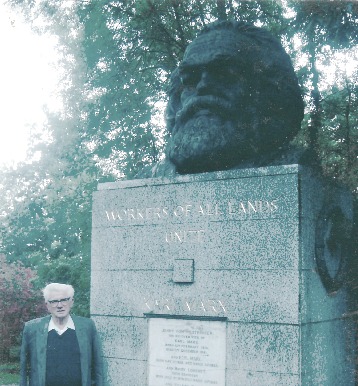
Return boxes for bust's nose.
[196,70,213,95]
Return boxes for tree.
[78,0,288,177]
[288,0,358,175]
[34,254,91,317]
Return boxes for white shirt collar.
[48,315,75,335]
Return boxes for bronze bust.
[142,20,305,177]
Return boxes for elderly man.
[142,20,304,177]
[20,283,103,386]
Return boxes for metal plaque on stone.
[148,317,226,386]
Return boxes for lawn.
[0,362,20,385]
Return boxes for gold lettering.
[198,301,206,312]
[165,230,205,243]
[217,300,226,313]
[215,203,222,215]
[184,205,192,216]
[105,199,278,222]
[174,231,183,242]
[163,298,171,311]
[185,301,191,311]
[127,208,135,219]
[105,210,123,221]
[255,200,262,212]
[206,299,218,313]
[144,298,152,311]
[198,205,205,215]
[143,298,227,313]
[136,208,144,219]
[206,204,215,216]
[153,207,161,218]
[174,206,184,217]
[239,202,247,213]
[247,201,257,213]
[228,202,235,215]
[145,207,152,219]
[271,200,278,212]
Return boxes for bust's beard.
[166,113,240,174]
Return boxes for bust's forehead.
[182,28,255,67]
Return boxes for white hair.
[42,283,74,301]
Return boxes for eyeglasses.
[47,297,71,307]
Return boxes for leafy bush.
[0,254,45,362]
[34,254,91,317]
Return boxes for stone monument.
[91,21,355,385]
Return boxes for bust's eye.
[219,64,243,81]
[227,67,239,77]
[180,69,200,87]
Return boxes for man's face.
[167,28,259,173]
[46,289,74,320]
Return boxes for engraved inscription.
[148,318,226,386]
[165,230,205,244]
[105,199,278,223]
[144,298,226,314]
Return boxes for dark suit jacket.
[20,315,104,386]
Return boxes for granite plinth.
[91,165,355,385]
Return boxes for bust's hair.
[42,283,74,301]
[166,20,304,148]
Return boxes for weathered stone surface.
[91,269,299,322]
[301,319,356,385]
[91,218,299,272]
[92,316,147,360]
[226,323,299,374]
[225,369,300,386]
[91,165,355,385]
[105,357,147,386]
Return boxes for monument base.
[91,165,355,385]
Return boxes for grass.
[0,362,20,385]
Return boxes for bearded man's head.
[165,20,304,174]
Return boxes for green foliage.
[0,363,20,385]
[76,0,289,178]
[34,254,91,317]
[287,0,358,177]
[319,80,358,187]
[0,255,45,362]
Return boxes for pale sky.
[0,2,61,166]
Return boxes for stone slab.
[91,165,355,385]
[92,169,299,231]
[226,322,299,374]
[93,316,147,360]
[301,319,356,385]
[105,357,147,386]
[225,369,300,386]
[91,218,299,271]
[300,270,348,323]
[91,269,299,323]
[173,259,194,283]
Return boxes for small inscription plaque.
[148,317,226,386]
